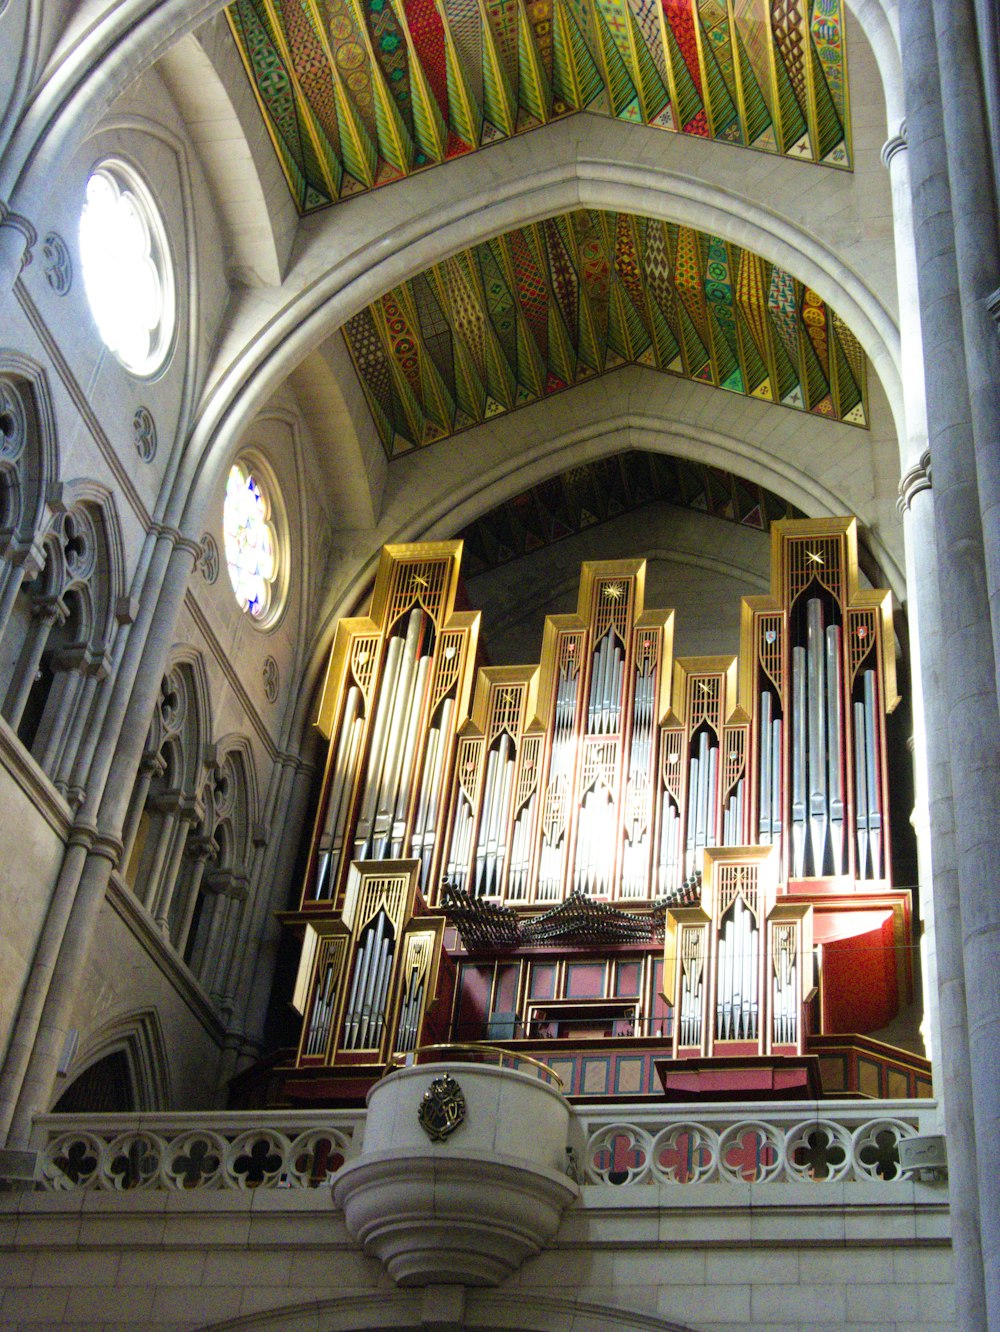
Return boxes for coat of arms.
[417,1073,467,1141]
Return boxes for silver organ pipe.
[539,663,579,899]
[864,670,883,878]
[772,927,797,1045]
[658,784,680,892]
[396,965,425,1053]
[791,645,807,877]
[354,633,403,858]
[806,598,828,877]
[343,912,396,1050]
[390,651,433,856]
[771,717,783,851]
[687,730,717,874]
[758,691,772,843]
[474,732,516,897]
[304,958,337,1056]
[680,932,703,1046]
[826,625,844,876]
[315,684,363,899]
[716,898,758,1041]
[372,610,429,858]
[622,662,655,896]
[855,669,883,879]
[447,791,474,890]
[418,695,455,883]
[723,777,744,846]
[343,919,377,1048]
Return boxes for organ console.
[276,517,920,1106]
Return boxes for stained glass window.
[79,163,175,376]
[224,462,278,620]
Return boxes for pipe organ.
[280,519,916,1104]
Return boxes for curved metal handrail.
[390,1042,565,1089]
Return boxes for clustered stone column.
[899,1,1000,1327]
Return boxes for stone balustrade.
[25,1097,939,1194]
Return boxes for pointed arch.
[52,1006,172,1112]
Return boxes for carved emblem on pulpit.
[418,1073,466,1142]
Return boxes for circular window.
[79,162,175,376]
[223,460,282,623]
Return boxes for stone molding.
[898,449,932,512]
[881,120,908,168]
[334,1151,579,1286]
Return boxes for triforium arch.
[0,478,125,787]
[120,650,213,937]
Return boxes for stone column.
[2,596,59,730]
[931,0,1000,709]
[901,2,1000,1322]
[174,833,217,960]
[0,538,198,1148]
[152,802,198,937]
[117,751,164,876]
[900,476,986,1332]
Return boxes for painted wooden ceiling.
[227,0,851,212]
[341,209,869,457]
[457,449,804,576]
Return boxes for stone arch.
[201,1288,703,1331]
[52,1006,171,1112]
[0,479,127,783]
[180,734,258,981]
[177,152,906,541]
[120,647,214,933]
[0,354,59,580]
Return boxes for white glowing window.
[224,462,279,620]
[79,163,175,376]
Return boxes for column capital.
[898,448,932,512]
[881,120,908,169]
[0,203,37,283]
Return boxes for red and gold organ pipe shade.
[285,518,913,1097]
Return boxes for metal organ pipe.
[806,599,828,877]
[373,609,428,858]
[716,899,758,1041]
[475,732,515,897]
[355,634,403,859]
[791,646,808,877]
[855,669,883,879]
[623,663,654,896]
[539,665,578,898]
[414,695,455,885]
[826,625,844,876]
[315,685,363,899]
[758,692,773,843]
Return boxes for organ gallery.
[270,516,924,1106]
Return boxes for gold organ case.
[277,518,924,1106]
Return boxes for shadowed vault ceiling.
[455,449,804,575]
[341,209,869,455]
[227,0,852,212]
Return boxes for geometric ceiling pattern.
[456,449,804,577]
[342,208,869,456]
[227,0,851,213]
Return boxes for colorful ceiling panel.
[457,450,804,576]
[227,0,851,213]
[341,209,869,456]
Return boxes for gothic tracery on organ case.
[285,520,920,1103]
